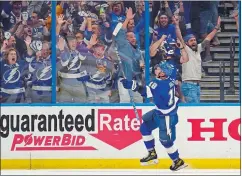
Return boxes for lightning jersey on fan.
[57,40,90,86]
[28,56,52,91]
[85,53,113,91]
[58,50,89,82]
[0,60,29,97]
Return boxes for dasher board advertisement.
[0,106,240,169]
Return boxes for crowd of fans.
[0,1,52,103]
[0,1,239,104]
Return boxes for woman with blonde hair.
[0,48,29,103]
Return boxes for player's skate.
[170,158,187,171]
[140,149,159,166]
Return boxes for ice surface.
[1,169,240,175]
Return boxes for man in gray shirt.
[181,17,221,103]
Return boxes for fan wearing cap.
[85,42,113,103]
[0,48,29,103]
[181,16,221,103]
[114,7,144,103]
[120,61,187,171]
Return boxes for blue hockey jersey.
[85,54,113,91]
[140,66,179,115]
[0,60,29,96]
[28,56,52,91]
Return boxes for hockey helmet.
[155,61,174,77]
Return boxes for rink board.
[0,105,240,169]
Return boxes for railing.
[226,36,236,95]
[219,61,225,102]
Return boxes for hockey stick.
[112,23,140,121]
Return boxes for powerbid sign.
[11,134,91,151]
[0,109,97,151]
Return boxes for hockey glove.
[120,79,137,91]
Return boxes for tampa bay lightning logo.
[36,66,52,81]
[67,55,80,70]
[3,67,21,84]
[67,53,85,71]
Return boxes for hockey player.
[85,42,113,103]
[121,61,187,171]
[0,48,29,103]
